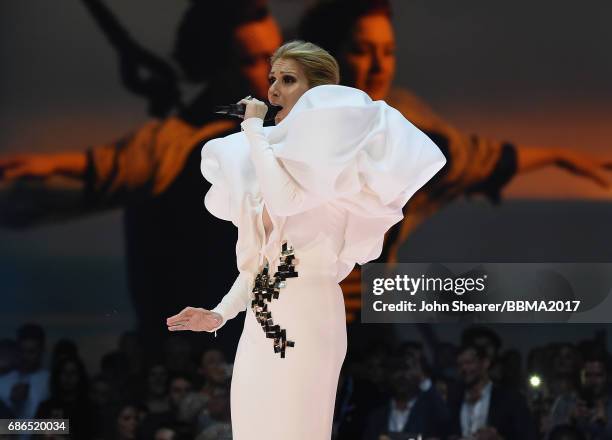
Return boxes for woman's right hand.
[166,307,223,332]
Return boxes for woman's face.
[168,377,192,409]
[339,13,396,101]
[267,57,310,125]
[147,364,168,396]
[117,405,138,439]
[199,349,227,384]
[59,361,80,393]
[90,379,111,406]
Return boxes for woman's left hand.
[166,306,222,332]
[237,96,268,121]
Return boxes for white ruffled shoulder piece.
[200,130,253,228]
[200,124,263,276]
[201,84,447,277]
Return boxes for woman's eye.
[268,77,275,85]
[283,76,295,83]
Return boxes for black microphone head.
[213,103,245,118]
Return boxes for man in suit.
[448,344,537,440]
[363,353,450,440]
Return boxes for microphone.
[214,101,283,122]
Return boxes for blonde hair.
[270,40,340,87]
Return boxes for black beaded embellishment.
[250,241,298,358]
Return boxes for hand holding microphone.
[214,95,282,122]
[238,95,269,120]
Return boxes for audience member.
[103,400,144,440]
[34,355,94,439]
[0,323,50,440]
[141,361,171,414]
[549,352,612,440]
[363,353,449,439]
[138,373,193,438]
[448,343,538,440]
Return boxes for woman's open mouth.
[273,105,284,119]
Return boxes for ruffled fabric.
[200,84,446,279]
[200,133,250,227]
[200,132,266,276]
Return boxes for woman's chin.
[275,108,287,123]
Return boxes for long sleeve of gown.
[241,117,319,216]
[208,271,253,335]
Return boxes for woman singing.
[166,40,446,439]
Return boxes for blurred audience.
[0,322,608,439]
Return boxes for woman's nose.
[370,51,382,72]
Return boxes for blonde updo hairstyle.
[270,40,340,88]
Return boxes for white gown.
[200,84,446,439]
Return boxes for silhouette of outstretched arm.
[387,88,612,204]
[80,0,182,117]
[0,119,236,228]
[0,123,164,228]
[516,146,612,189]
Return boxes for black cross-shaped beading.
[250,241,298,358]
